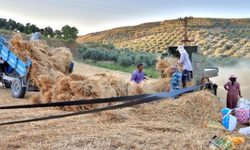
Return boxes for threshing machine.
[162,46,218,95]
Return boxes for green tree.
[0,18,7,28]
[16,23,25,33]
[8,19,17,30]
[81,49,92,61]
[109,50,118,64]
[90,49,102,63]
[77,46,88,54]
[54,30,62,38]
[61,25,79,40]
[30,24,39,33]
[44,26,54,38]
[118,55,133,67]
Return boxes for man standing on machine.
[176,45,193,88]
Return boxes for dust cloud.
[210,61,250,107]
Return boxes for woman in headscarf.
[224,75,242,109]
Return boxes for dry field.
[73,61,131,78]
[0,62,250,150]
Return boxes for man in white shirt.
[30,29,44,41]
[176,45,193,88]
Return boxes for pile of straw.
[156,56,179,78]
[6,36,242,149]
[154,56,195,90]
[2,86,249,149]
[137,91,222,123]
[38,73,132,111]
[10,34,195,112]
[10,35,72,88]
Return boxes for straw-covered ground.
[0,35,250,149]
[0,63,250,149]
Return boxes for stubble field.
[0,62,250,150]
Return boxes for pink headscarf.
[228,75,238,80]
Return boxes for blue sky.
[0,0,250,35]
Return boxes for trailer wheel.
[11,78,26,98]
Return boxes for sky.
[0,0,250,35]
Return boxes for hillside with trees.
[0,17,79,40]
[0,16,81,58]
[77,18,250,58]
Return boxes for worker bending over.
[166,65,182,99]
[176,45,193,88]
[30,29,44,41]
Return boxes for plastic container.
[239,127,250,135]
[222,115,237,131]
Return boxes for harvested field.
[0,36,249,149]
[0,79,250,149]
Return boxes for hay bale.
[128,82,146,95]
[10,34,73,89]
[150,78,171,93]
[108,75,128,96]
[155,56,184,79]
[39,75,54,92]
[69,74,88,81]
[94,73,108,77]
[31,95,41,104]
[136,90,222,123]
[156,56,179,78]
[98,110,127,123]
[43,91,53,103]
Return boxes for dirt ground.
[211,64,250,107]
[0,62,248,150]
[73,62,132,78]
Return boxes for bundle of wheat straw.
[10,34,73,89]
[156,56,178,78]
[10,34,200,113]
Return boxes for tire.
[4,81,12,88]
[11,78,26,98]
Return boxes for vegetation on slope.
[0,17,78,39]
[77,42,158,68]
[77,18,250,58]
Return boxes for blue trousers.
[182,70,190,88]
[170,89,180,99]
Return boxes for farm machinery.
[162,46,219,95]
[0,35,74,98]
